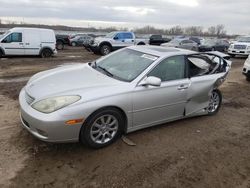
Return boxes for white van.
[0,27,57,58]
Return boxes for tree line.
[133,25,227,37]
[0,19,230,37]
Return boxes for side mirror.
[114,36,119,40]
[139,76,161,87]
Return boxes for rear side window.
[122,33,133,39]
[148,56,186,82]
[188,56,211,77]
[3,32,22,43]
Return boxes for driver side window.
[2,32,22,43]
[148,55,186,82]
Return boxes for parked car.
[149,35,171,46]
[70,35,93,47]
[198,39,230,52]
[243,55,250,81]
[228,36,250,57]
[56,34,70,50]
[19,46,231,148]
[161,39,198,51]
[85,31,148,55]
[0,27,57,58]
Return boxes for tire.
[0,50,3,58]
[137,42,145,45]
[40,49,53,58]
[71,42,77,47]
[80,108,125,149]
[100,45,111,56]
[56,41,64,50]
[207,89,222,115]
[246,77,250,82]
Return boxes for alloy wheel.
[90,114,118,144]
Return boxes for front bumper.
[243,63,250,78]
[19,89,83,143]
[228,49,250,56]
[84,44,100,53]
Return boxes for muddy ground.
[0,47,250,188]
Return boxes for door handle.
[178,85,189,90]
[19,43,23,45]
[25,43,30,45]
[122,40,125,42]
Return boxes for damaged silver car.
[19,46,231,148]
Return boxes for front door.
[132,55,190,128]
[1,32,24,55]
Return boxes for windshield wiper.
[97,65,113,77]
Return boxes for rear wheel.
[80,108,124,148]
[100,45,111,56]
[207,89,222,115]
[41,49,52,58]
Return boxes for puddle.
[0,77,30,83]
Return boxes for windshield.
[105,32,116,38]
[238,37,250,43]
[95,48,158,82]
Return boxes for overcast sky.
[0,0,249,34]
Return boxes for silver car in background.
[161,39,199,51]
[19,46,231,148]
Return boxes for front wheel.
[100,45,111,56]
[207,89,222,115]
[80,108,124,148]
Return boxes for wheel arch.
[0,47,5,55]
[39,47,53,55]
[99,41,112,48]
[82,105,128,134]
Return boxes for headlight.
[229,44,234,49]
[32,96,81,113]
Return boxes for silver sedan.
[19,46,231,148]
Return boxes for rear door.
[122,32,135,46]
[185,55,219,115]
[1,32,24,55]
[23,30,41,55]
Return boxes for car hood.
[25,64,125,100]
[95,37,112,43]
[232,42,250,46]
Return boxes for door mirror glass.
[114,36,119,40]
[140,76,161,87]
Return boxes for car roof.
[128,46,194,57]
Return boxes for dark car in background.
[149,35,171,46]
[199,39,230,52]
[161,39,198,51]
[70,34,94,46]
[56,34,70,50]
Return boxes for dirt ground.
[0,47,250,188]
